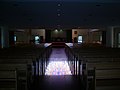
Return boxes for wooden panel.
[96,69,120,79]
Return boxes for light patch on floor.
[44,43,52,47]
[45,61,72,75]
[65,43,73,47]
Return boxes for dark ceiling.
[0,0,120,29]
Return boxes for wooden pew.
[86,66,120,90]
[0,45,50,90]
[95,68,120,79]
[0,70,17,90]
[87,62,120,69]
[0,63,32,90]
[70,47,120,90]
[0,58,34,64]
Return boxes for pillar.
[45,29,51,43]
[114,27,120,48]
[66,29,72,43]
[9,31,15,46]
[106,27,114,47]
[102,31,106,46]
[1,26,9,48]
[0,27,1,48]
[28,29,32,44]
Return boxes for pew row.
[0,63,32,90]
[0,70,17,90]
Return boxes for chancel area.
[0,0,120,90]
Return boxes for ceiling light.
[57,14,60,16]
[58,4,61,7]
[60,29,63,32]
[55,29,58,32]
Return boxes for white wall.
[72,29,89,43]
[72,29,102,43]
[15,29,45,43]
[31,29,45,40]
[15,29,30,43]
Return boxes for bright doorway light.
[35,35,40,44]
[78,35,82,44]
[14,35,17,42]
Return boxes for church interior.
[0,0,120,90]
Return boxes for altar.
[51,42,65,48]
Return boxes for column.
[102,31,106,46]
[113,27,120,48]
[1,26,9,48]
[9,31,15,46]
[45,29,51,43]
[66,29,72,43]
[106,27,114,47]
[0,27,1,48]
[28,29,32,44]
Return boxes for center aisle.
[45,48,72,75]
[30,47,83,90]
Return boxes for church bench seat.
[87,62,120,70]
[84,57,120,62]
[0,70,17,90]
[0,64,32,90]
[0,58,34,64]
[95,68,120,79]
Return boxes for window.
[78,35,82,43]
[14,35,17,42]
[35,35,40,44]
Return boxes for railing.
[65,45,84,76]
[32,45,52,76]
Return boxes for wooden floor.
[30,48,84,90]
[45,48,71,75]
[30,75,83,90]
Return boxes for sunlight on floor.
[45,61,72,75]
[44,43,52,47]
[65,43,73,47]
